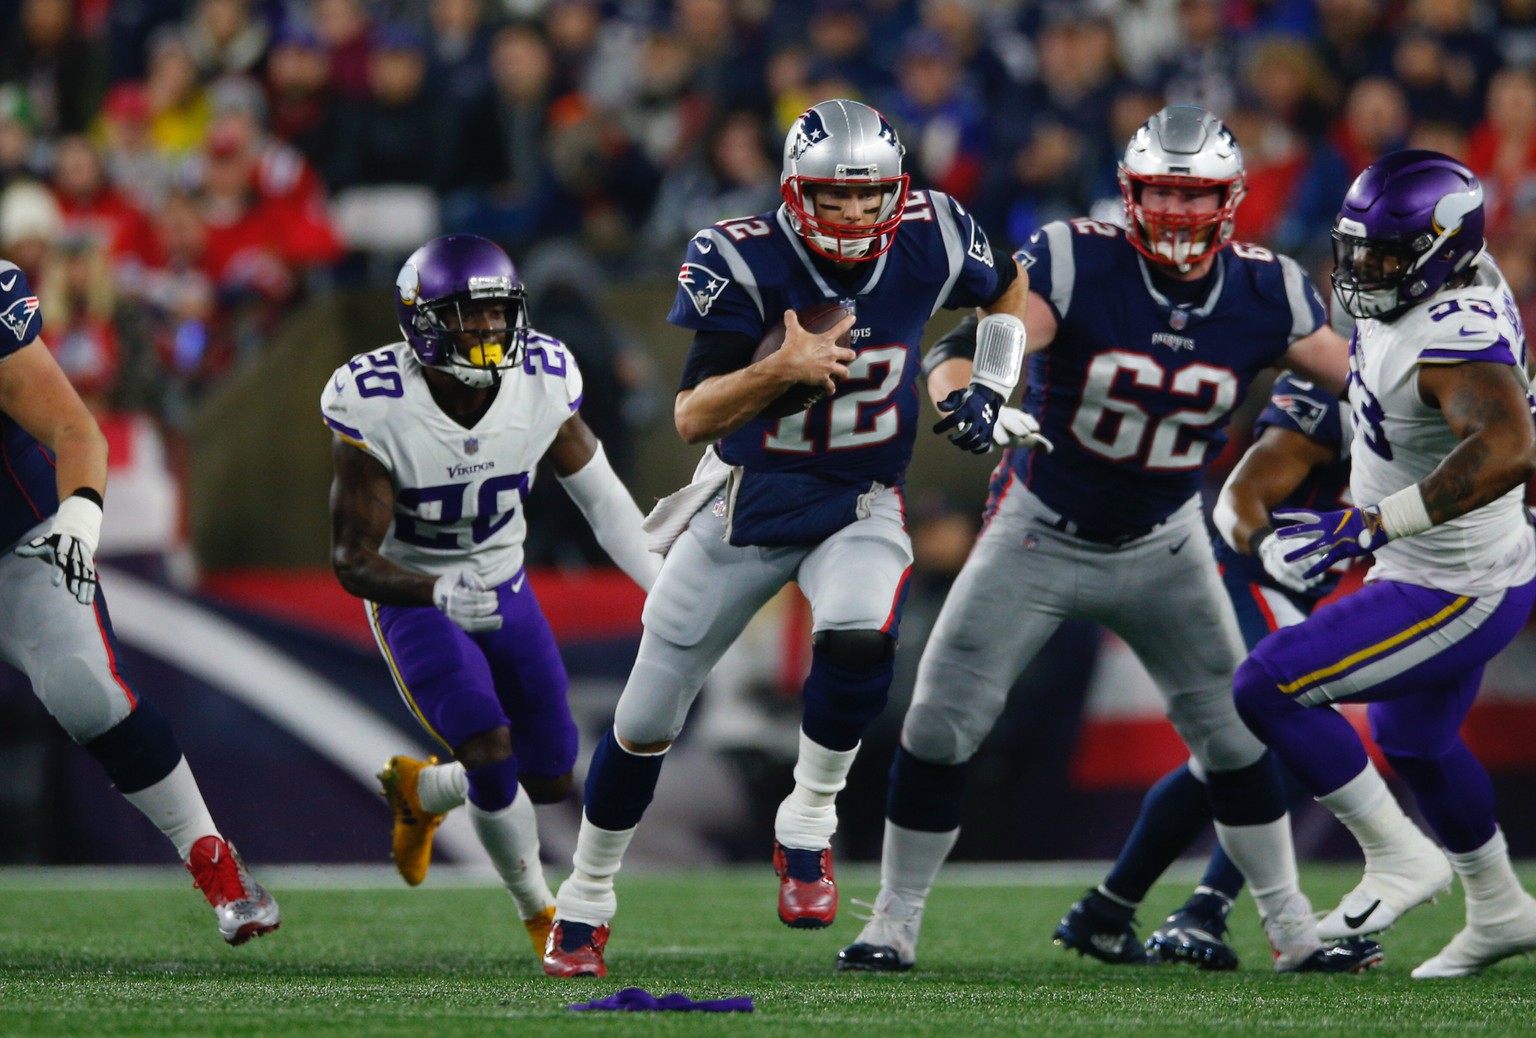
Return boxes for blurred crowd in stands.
[1,0,1534,441]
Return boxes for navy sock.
[582,729,664,832]
[1104,764,1213,905]
[465,753,520,812]
[800,653,892,752]
[1207,751,1287,826]
[82,701,183,794]
[886,745,967,832]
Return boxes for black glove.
[933,384,1002,454]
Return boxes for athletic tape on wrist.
[1376,485,1432,540]
[970,313,1026,398]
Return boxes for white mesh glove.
[1257,529,1326,594]
[432,569,502,632]
[992,406,1054,453]
[15,494,101,605]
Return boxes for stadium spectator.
[1326,76,1411,176]
[1155,0,1243,120]
[642,107,780,255]
[181,0,272,82]
[427,0,495,108]
[144,28,213,160]
[882,30,988,205]
[0,0,98,137]
[263,22,338,169]
[51,134,157,266]
[93,82,174,212]
[1467,66,1536,239]
[314,0,373,101]
[1314,0,1395,90]
[326,24,442,192]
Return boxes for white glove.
[1258,529,1326,594]
[432,569,502,632]
[992,406,1054,453]
[15,494,102,605]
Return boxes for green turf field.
[1,863,1533,1037]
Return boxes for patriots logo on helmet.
[877,115,899,151]
[0,294,39,342]
[788,109,829,161]
[678,262,730,317]
[1275,392,1328,436]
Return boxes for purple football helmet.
[1332,150,1485,320]
[395,235,529,388]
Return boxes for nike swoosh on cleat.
[1169,537,1189,555]
[1342,899,1382,930]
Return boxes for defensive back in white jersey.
[1349,260,1535,596]
[320,333,583,586]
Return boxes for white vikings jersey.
[1348,260,1535,596]
[320,334,583,586]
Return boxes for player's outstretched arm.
[1415,361,1536,522]
[1213,425,1336,592]
[1,339,107,604]
[1278,325,1350,397]
[548,413,661,591]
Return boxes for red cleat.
[542,920,610,978]
[774,840,837,928]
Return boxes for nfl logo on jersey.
[464,437,480,455]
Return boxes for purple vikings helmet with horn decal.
[1331,150,1486,320]
[395,234,530,388]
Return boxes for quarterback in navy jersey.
[544,99,1029,978]
[840,106,1378,976]
[0,261,279,945]
[1061,374,1356,971]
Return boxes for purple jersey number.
[396,472,531,548]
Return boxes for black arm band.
[922,314,979,378]
[981,254,1019,307]
[69,487,104,508]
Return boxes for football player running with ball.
[542,99,1030,978]
[1225,151,1536,979]
[323,235,658,959]
[838,105,1377,975]
[0,260,279,945]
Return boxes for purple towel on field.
[567,987,754,1012]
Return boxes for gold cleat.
[378,755,448,887]
[524,905,556,957]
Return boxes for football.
[750,301,855,420]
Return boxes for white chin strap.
[437,362,500,389]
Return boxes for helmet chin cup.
[440,362,501,389]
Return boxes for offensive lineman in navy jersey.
[1060,374,1355,971]
[0,261,279,945]
[543,99,1031,978]
[838,106,1378,974]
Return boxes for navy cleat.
[836,891,921,972]
[1146,890,1239,971]
[1284,937,1385,974]
[1053,889,1148,965]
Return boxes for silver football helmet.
[781,99,909,262]
[1119,105,1247,270]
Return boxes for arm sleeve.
[921,314,979,378]
[557,442,662,591]
[678,328,760,392]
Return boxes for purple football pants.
[1235,575,1536,853]
[369,570,579,780]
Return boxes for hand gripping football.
[751,301,854,420]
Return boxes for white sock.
[1318,764,1423,859]
[554,815,637,926]
[774,732,860,850]
[121,758,219,860]
[1215,816,1300,921]
[1449,828,1527,924]
[416,760,468,814]
[468,793,552,920]
[879,821,959,916]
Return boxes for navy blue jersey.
[1008,219,1328,542]
[0,261,56,550]
[668,192,1003,487]
[1215,373,1352,600]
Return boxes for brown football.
[750,301,855,420]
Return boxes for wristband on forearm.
[1376,485,1433,540]
[970,313,1027,399]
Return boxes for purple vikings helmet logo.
[1332,150,1486,320]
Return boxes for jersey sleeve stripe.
[1042,222,1075,319]
[323,414,368,448]
[706,226,765,323]
[928,191,967,318]
[569,391,584,412]
[1419,337,1518,366]
[1278,255,1315,343]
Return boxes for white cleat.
[836,889,922,972]
[1317,837,1452,939]
[1412,894,1536,979]
[1265,892,1383,973]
